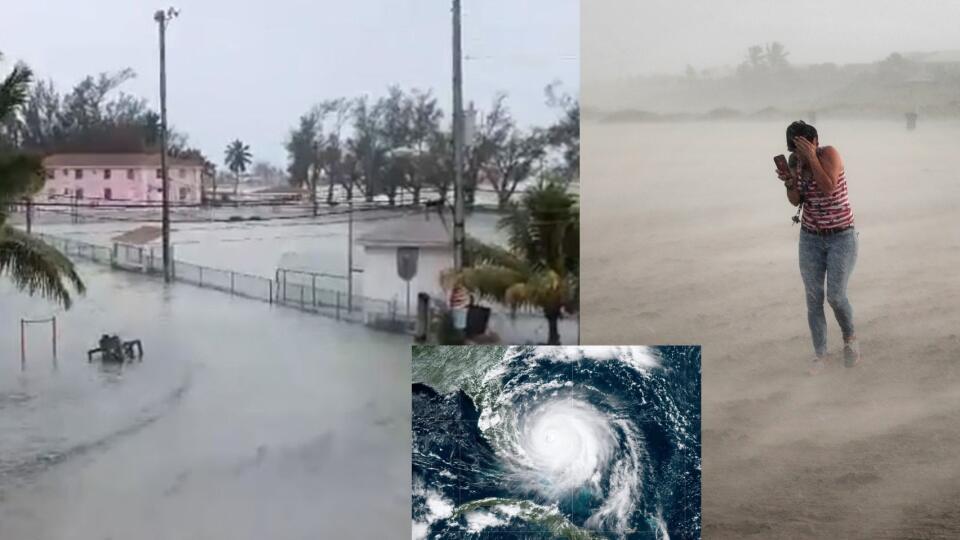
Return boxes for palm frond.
[463,237,530,274]
[0,225,85,308]
[522,268,572,312]
[0,63,33,121]
[456,265,527,305]
[0,153,44,203]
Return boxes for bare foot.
[844,338,861,368]
[808,355,830,376]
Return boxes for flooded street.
[29,208,507,281]
[26,209,579,345]
[1,263,410,539]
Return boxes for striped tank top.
[795,149,854,231]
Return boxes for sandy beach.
[581,119,960,538]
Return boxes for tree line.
[0,67,217,181]
[284,84,578,209]
[653,43,960,117]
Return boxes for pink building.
[41,153,204,205]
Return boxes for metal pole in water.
[25,197,32,234]
[347,200,354,314]
[51,316,58,369]
[20,319,25,371]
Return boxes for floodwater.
[29,208,580,345]
[30,207,498,281]
[0,263,411,539]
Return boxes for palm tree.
[224,139,251,198]
[0,54,85,308]
[444,179,578,344]
[764,42,790,71]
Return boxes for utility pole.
[451,0,465,271]
[155,7,178,283]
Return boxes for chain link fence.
[35,233,414,334]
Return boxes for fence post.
[282,272,287,304]
[20,319,25,371]
[51,316,58,369]
[415,293,430,343]
[199,266,203,287]
[300,286,305,309]
[312,275,317,308]
[269,280,273,304]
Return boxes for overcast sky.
[584,0,960,80]
[1,0,578,166]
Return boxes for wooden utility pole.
[155,7,178,283]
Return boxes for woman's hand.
[776,168,795,189]
[793,136,817,162]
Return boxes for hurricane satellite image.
[412,345,701,539]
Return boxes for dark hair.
[786,120,818,152]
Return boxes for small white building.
[356,215,453,321]
[109,225,168,273]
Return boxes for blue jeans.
[799,228,858,357]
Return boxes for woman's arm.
[795,139,844,194]
[785,183,801,206]
[778,153,801,206]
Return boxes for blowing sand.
[581,119,960,539]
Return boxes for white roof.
[357,215,451,248]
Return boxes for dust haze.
[584,0,960,119]
[581,2,960,538]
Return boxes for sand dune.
[581,119,960,539]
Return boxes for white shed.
[356,215,453,320]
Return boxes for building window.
[45,169,54,179]
[127,169,135,180]
[63,188,69,195]
[75,189,84,200]
[179,187,188,200]
[62,169,69,177]
[104,169,112,179]
[103,188,112,200]
[74,169,83,179]
[179,168,186,178]
[156,169,163,179]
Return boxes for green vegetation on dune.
[412,345,508,395]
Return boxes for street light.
[154,7,179,283]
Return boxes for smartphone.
[774,154,790,176]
